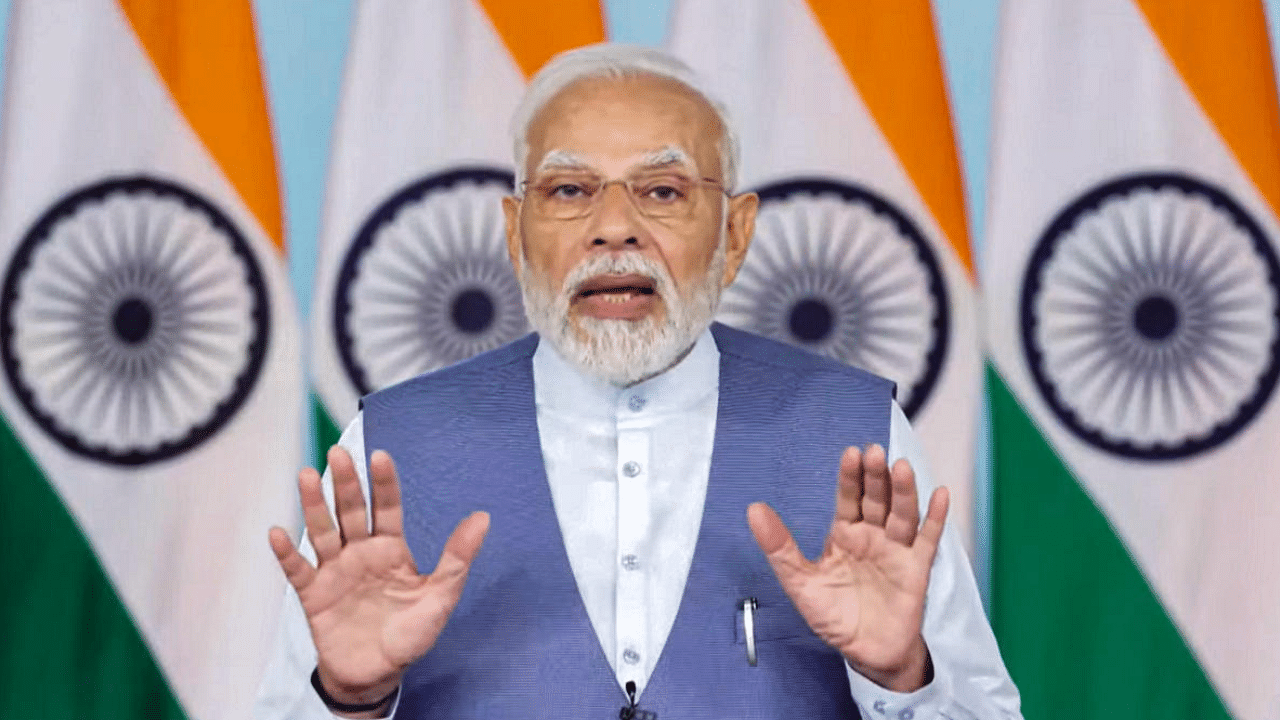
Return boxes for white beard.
[519,243,726,386]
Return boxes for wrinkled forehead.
[524,74,725,181]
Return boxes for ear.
[502,195,523,280]
[720,191,758,288]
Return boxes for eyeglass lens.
[527,172,716,219]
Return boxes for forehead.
[526,74,724,176]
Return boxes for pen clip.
[742,597,758,667]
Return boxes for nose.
[588,181,643,249]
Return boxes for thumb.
[747,502,812,581]
[430,511,491,587]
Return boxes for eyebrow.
[636,146,696,172]
[532,145,698,176]
[535,150,591,174]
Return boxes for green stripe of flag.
[312,393,343,471]
[988,365,1230,719]
[0,413,186,719]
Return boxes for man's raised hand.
[747,444,948,692]
[267,447,489,712]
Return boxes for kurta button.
[621,554,640,571]
[898,710,914,720]
[622,461,641,477]
[873,700,886,714]
[628,395,646,411]
[623,648,641,664]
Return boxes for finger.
[299,467,342,563]
[430,511,492,590]
[883,458,921,545]
[747,502,814,587]
[368,450,405,537]
[860,443,891,527]
[914,486,950,563]
[833,446,864,524]
[329,446,370,542]
[268,526,317,592]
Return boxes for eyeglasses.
[520,171,727,220]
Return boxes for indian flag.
[310,0,604,454]
[669,0,982,548]
[985,1,1280,718]
[0,2,302,718]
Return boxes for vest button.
[622,461,641,477]
[621,554,641,571]
[623,647,641,665]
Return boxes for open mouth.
[572,273,661,320]
[575,273,658,304]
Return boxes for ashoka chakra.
[334,167,528,395]
[0,176,270,465]
[1021,172,1280,459]
[718,178,949,418]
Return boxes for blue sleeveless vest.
[361,323,893,718]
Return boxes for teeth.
[602,292,634,303]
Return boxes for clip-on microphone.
[619,680,657,719]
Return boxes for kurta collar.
[532,328,719,418]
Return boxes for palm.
[269,447,489,702]
[748,444,947,692]
[300,536,438,688]
[783,518,932,671]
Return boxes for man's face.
[503,73,757,383]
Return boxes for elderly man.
[257,45,1020,719]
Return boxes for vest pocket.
[734,600,824,645]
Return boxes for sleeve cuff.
[845,660,946,720]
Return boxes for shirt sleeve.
[843,401,1023,720]
[253,412,402,720]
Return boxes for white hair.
[511,43,740,192]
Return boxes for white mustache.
[518,239,725,386]
[562,252,676,301]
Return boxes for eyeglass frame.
[517,171,731,221]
